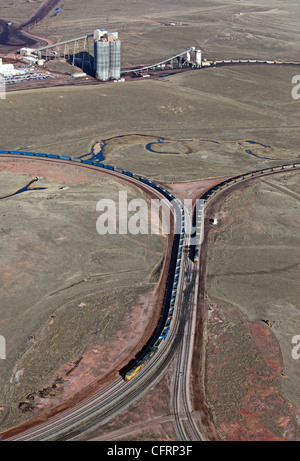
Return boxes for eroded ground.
[0,0,300,441]
[203,172,300,440]
[0,157,167,431]
[77,355,177,442]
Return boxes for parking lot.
[3,71,56,84]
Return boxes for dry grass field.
[0,158,167,431]
[0,0,299,440]
[1,0,300,64]
[204,172,300,440]
[0,64,299,183]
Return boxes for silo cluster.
[195,49,202,67]
[185,47,202,68]
[94,29,121,81]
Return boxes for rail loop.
[0,150,299,440]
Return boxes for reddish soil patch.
[191,175,300,441]
[20,289,162,416]
[161,177,230,203]
[0,156,96,185]
[0,155,173,439]
[207,306,300,441]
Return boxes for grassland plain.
[204,172,300,440]
[0,64,300,183]
[2,0,300,65]
[0,160,167,431]
[0,0,300,440]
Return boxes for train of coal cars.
[120,161,300,380]
[0,150,184,381]
[191,163,300,264]
[1,150,299,381]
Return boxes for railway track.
[0,151,185,440]
[171,162,300,442]
[0,151,299,440]
[172,261,201,441]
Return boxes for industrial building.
[94,29,121,81]
[195,49,202,67]
[20,48,35,56]
[0,59,14,75]
[0,58,27,77]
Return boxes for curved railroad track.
[0,151,299,441]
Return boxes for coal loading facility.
[94,29,121,81]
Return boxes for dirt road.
[0,0,62,55]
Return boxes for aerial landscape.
[0,0,299,446]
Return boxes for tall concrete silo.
[94,28,107,41]
[110,39,121,80]
[95,40,110,81]
[195,49,202,67]
[94,29,121,81]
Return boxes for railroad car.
[153,337,164,348]
[142,349,156,362]
[131,173,141,180]
[194,244,200,262]
[124,362,144,381]
[59,155,71,161]
[122,170,133,177]
[160,327,169,340]
[140,177,150,185]
[165,316,172,325]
